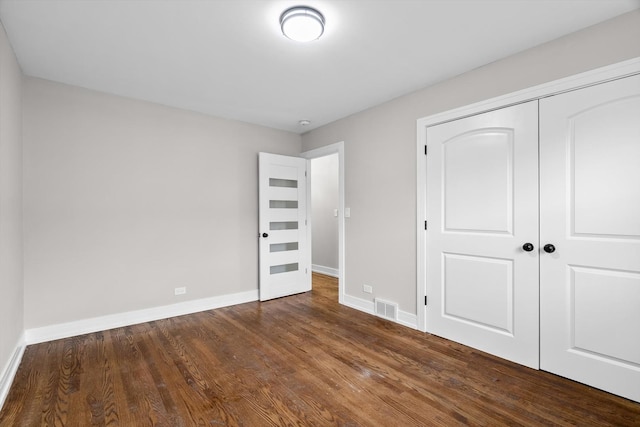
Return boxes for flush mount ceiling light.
[280,6,325,42]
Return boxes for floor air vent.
[374,298,398,321]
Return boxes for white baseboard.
[343,294,375,315]
[342,294,418,329]
[0,332,26,412]
[25,289,259,345]
[312,264,339,278]
[397,310,418,330]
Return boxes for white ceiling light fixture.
[280,6,325,42]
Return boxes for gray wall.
[301,10,640,315]
[23,78,301,328]
[0,21,23,379]
[311,153,339,272]
[6,8,640,337]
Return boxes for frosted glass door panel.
[269,221,298,230]
[270,263,299,275]
[270,242,299,252]
[269,178,297,188]
[270,200,298,209]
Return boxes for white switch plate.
[174,287,186,295]
[363,284,373,294]
[344,207,351,218]
[333,209,338,217]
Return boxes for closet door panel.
[540,73,640,402]
[426,101,539,369]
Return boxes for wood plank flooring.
[1,273,639,426]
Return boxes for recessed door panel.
[570,97,640,239]
[444,129,513,234]
[443,253,513,334]
[426,101,539,369]
[570,266,640,365]
[540,73,640,402]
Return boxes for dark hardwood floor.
[1,273,639,426]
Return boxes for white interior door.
[540,74,640,402]
[426,101,540,369]
[259,152,310,301]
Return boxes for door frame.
[301,141,346,304]
[416,57,640,333]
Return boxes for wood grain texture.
[2,273,639,426]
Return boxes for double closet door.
[425,74,640,402]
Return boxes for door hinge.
[424,145,427,155]
[424,296,428,306]
[424,220,427,230]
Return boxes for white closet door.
[540,74,640,402]
[426,101,540,369]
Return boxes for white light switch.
[344,207,351,218]
[333,209,338,217]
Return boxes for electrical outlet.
[363,284,373,294]
[174,287,186,296]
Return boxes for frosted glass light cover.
[280,7,325,42]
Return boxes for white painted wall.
[301,10,640,315]
[22,78,301,329]
[311,153,339,274]
[0,20,23,393]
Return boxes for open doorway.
[310,153,338,277]
[301,142,345,304]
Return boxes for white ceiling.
[1,0,638,133]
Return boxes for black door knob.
[543,244,556,253]
[262,232,269,238]
[522,243,534,252]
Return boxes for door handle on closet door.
[543,244,556,253]
[522,243,534,252]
